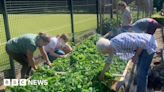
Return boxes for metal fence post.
[162,27,164,44]
[1,0,16,78]
[110,0,113,19]
[96,0,99,32]
[68,0,75,42]
[99,0,103,35]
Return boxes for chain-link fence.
[0,0,13,85]
[0,0,99,83]
[0,0,160,85]
[0,11,11,85]
[73,0,97,42]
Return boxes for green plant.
[101,18,120,35]
[7,35,127,92]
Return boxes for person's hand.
[60,55,68,58]
[99,73,105,81]
[32,65,38,70]
[46,61,52,67]
[156,49,162,56]
[63,55,68,58]
[132,55,138,64]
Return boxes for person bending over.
[96,32,157,92]
[6,32,52,78]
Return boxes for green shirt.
[7,34,38,54]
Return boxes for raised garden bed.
[6,35,129,92]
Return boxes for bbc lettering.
[4,79,48,86]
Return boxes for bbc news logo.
[3,79,48,86]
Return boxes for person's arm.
[39,47,52,66]
[124,9,132,25]
[62,43,73,54]
[66,43,73,52]
[132,48,143,63]
[27,50,37,70]
[99,56,113,81]
[104,31,112,38]
[128,13,132,23]
[127,13,132,25]
[99,63,111,81]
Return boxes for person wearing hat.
[131,18,162,34]
[96,32,157,92]
[6,32,52,78]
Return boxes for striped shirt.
[106,32,157,64]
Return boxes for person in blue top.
[6,32,52,78]
[107,18,162,39]
[131,18,162,35]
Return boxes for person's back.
[97,32,158,92]
[132,18,161,34]
[111,32,157,55]
[6,34,37,54]
[44,37,58,53]
[44,34,72,62]
[6,33,51,78]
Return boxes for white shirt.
[44,37,58,53]
[122,7,132,26]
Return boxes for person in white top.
[44,34,72,62]
[118,1,132,32]
[96,32,157,92]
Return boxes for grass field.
[0,14,97,71]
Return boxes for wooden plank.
[111,60,134,91]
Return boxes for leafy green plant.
[151,12,164,25]
[7,35,127,92]
[102,18,120,35]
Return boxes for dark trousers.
[6,45,31,78]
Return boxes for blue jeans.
[47,49,65,63]
[136,50,154,92]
